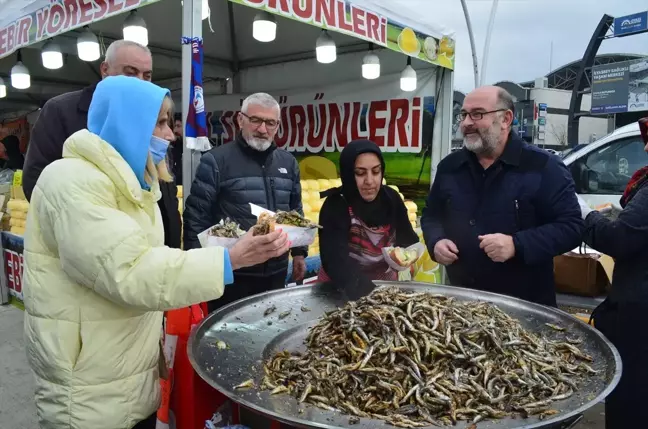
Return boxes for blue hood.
[88,76,170,189]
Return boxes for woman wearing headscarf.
[576,117,648,428]
[0,134,25,170]
[318,140,419,299]
[23,76,289,429]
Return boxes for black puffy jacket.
[183,134,307,276]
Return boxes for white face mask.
[247,137,272,152]
[150,135,170,164]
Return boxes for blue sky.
[412,0,648,92]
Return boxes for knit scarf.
[621,117,648,207]
[621,166,648,208]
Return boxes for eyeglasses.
[457,109,508,122]
[240,112,279,129]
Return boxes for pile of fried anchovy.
[275,210,321,228]
[261,287,599,427]
[209,218,244,238]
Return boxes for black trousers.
[207,270,287,313]
[593,300,648,428]
[132,413,156,429]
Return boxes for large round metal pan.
[188,282,621,429]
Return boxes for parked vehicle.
[562,122,646,206]
[560,143,588,159]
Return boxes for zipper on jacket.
[514,199,520,230]
[261,156,277,212]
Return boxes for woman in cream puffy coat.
[23,76,289,429]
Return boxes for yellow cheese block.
[317,179,332,190]
[7,199,29,212]
[307,180,320,192]
[177,185,183,198]
[9,218,26,228]
[299,156,338,180]
[301,181,310,191]
[310,199,324,212]
[10,226,25,235]
[408,212,417,222]
[10,210,27,220]
[404,200,417,213]
[309,191,322,204]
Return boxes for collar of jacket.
[79,82,99,114]
[445,130,524,171]
[62,129,161,207]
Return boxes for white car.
[562,122,646,207]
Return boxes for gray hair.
[495,87,515,116]
[104,39,151,65]
[241,93,280,115]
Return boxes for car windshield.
[561,144,587,158]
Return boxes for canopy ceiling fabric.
[0,0,454,117]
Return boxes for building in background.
[452,53,647,150]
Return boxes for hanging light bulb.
[123,10,148,46]
[316,30,336,64]
[202,0,210,20]
[77,27,100,62]
[253,11,277,42]
[11,51,30,90]
[0,76,7,98]
[41,40,63,70]
[400,57,417,92]
[362,50,380,80]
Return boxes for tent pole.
[459,0,479,89]
[480,0,499,86]
[431,68,454,185]
[226,1,241,93]
[181,0,203,207]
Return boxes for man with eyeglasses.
[421,86,583,306]
[183,92,307,312]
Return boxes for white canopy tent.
[0,0,457,197]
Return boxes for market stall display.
[178,185,184,216]
[301,178,338,256]
[189,282,621,429]
[261,286,599,426]
[6,197,28,236]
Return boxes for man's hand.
[433,239,459,265]
[229,230,290,270]
[478,234,515,262]
[292,256,306,282]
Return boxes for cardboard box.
[554,253,610,297]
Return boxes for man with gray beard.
[184,93,307,312]
[421,86,583,306]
